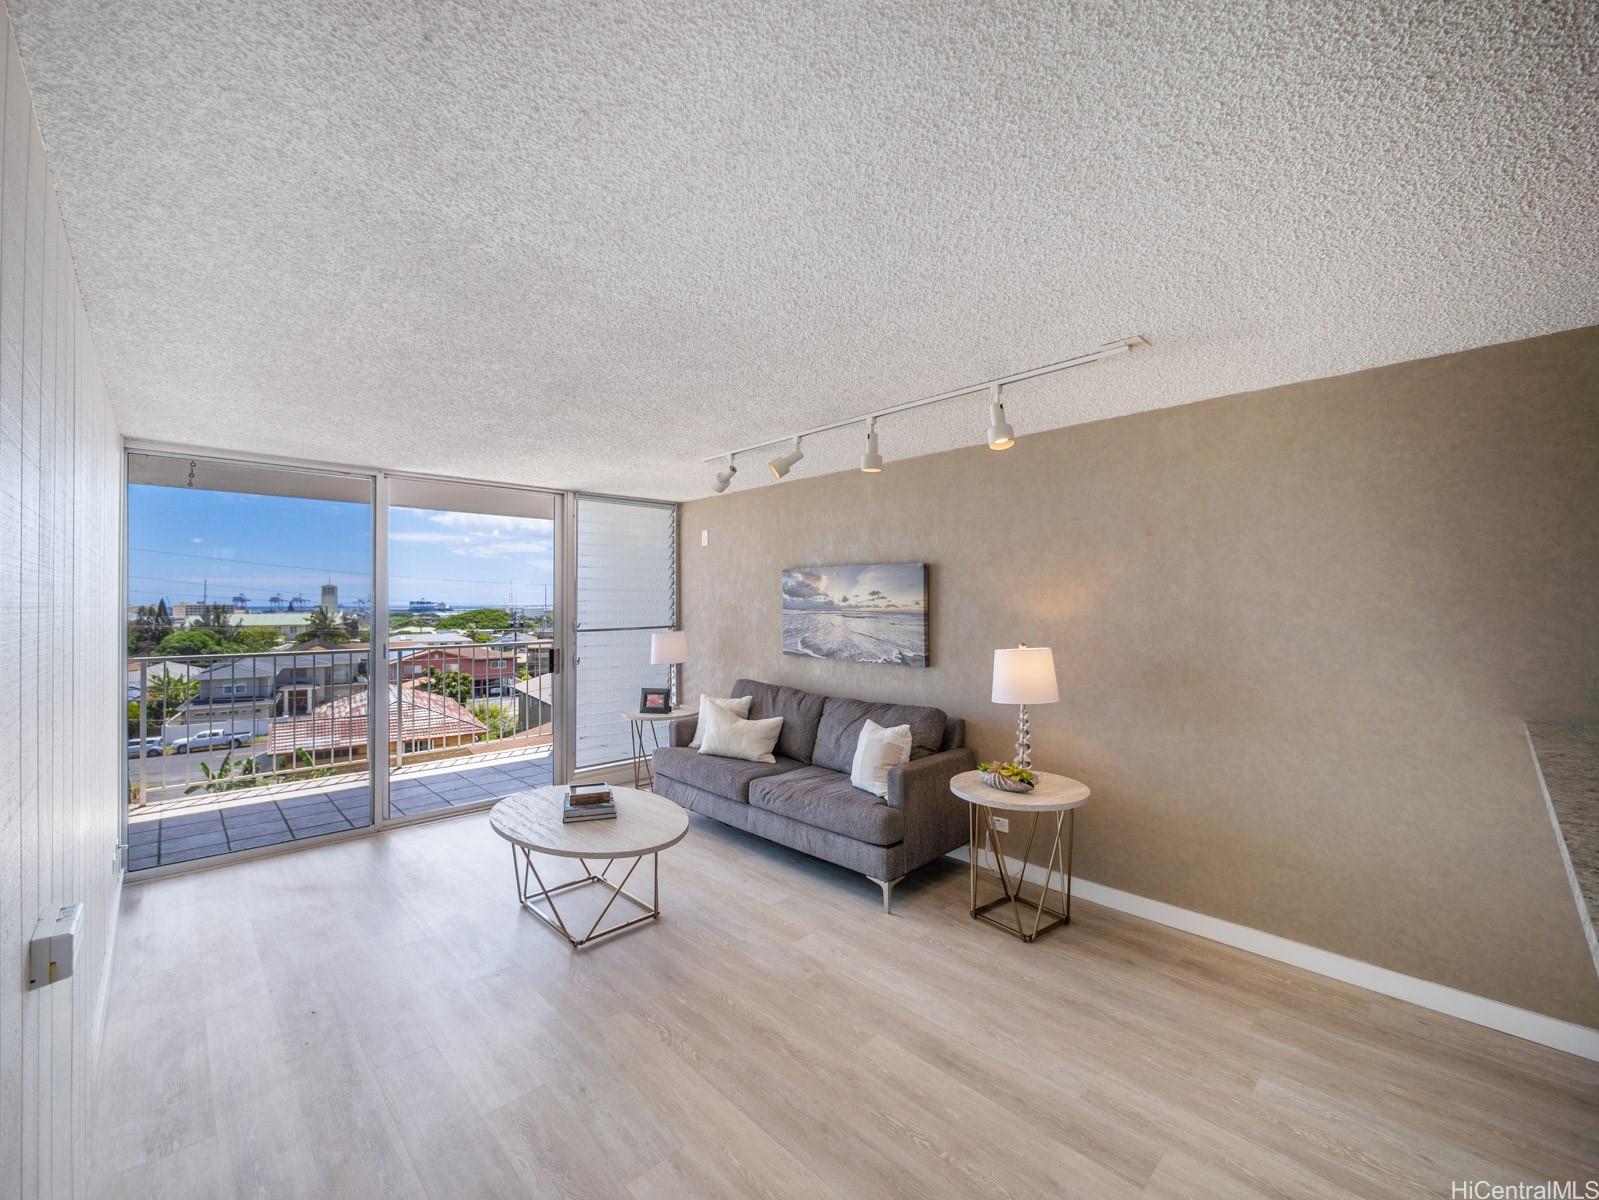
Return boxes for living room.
[2,2,1597,1197]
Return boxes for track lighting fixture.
[860,419,883,473]
[768,438,804,479]
[711,458,737,493]
[986,384,1015,451]
[703,336,1147,488]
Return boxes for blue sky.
[128,486,555,610]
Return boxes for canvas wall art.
[781,562,928,667]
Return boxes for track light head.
[711,459,737,493]
[986,384,1015,451]
[768,438,804,479]
[861,420,883,473]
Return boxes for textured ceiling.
[9,0,1598,500]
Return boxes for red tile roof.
[267,683,487,754]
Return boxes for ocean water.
[782,609,927,667]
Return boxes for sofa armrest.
[884,747,977,872]
[669,715,698,748]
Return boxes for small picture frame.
[639,687,671,714]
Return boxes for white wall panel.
[0,8,122,1196]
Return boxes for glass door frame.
[377,471,568,825]
[121,440,588,872]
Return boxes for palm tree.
[295,606,348,644]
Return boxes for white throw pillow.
[696,701,784,763]
[689,694,753,749]
[850,719,913,797]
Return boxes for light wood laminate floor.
[95,810,1599,1198]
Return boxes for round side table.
[623,706,695,788]
[950,769,1090,942]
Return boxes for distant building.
[407,598,450,613]
[230,612,322,640]
[321,583,339,613]
[163,649,369,741]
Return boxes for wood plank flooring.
[92,810,1599,1198]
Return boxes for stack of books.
[562,784,616,824]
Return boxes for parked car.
[168,728,247,753]
[126,737,164,758]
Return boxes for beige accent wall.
[0,11,125,1195]
[681,326,1599,1027]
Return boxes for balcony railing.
[128,639,554,814]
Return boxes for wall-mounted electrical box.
[28,903,82,989]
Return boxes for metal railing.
[128,638,554,812]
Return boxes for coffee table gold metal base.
[491,786,689,951]
[968,805,1075,942]
[511,846,662,948]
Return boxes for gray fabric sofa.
[651,678,976,910]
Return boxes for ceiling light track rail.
[703,335,1148,472]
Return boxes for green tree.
[193,603,240,639]
[146,669,200,715]
[437,607,512,631]
[470,701,518,742]
[422,668,474,704]
[228,626,283,653]
[295,606,349,644]
[128,600,174,656]
[154,628,227,657]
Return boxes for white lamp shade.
[650,630,688,665]
[991,646,1058,705]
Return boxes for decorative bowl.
[981,770,1034,793]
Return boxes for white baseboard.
[949,846,1599,1062]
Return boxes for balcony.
[127,642,555,871]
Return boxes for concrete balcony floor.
[126,747,553,872]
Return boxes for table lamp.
[650,630,689,708]
[991,645,1058,770]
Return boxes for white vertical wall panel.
[574,497,677,768]
[0,8,122,1198]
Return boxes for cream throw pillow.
[689,694,752,749]
[850,719,913,797]
[696,701,783,763]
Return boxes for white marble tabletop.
[950,769,1091,813]
[489,786,689,859]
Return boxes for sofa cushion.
[651,746,801,803]
[748,766,905,847]
[812,696,947,774]
[733,679,826,764]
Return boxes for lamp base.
[1014,704,1032,771]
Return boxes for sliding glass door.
[383,478,560,820]
[123,451,677,870]
[124,452,375,871]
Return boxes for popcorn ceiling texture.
[8,0,1598,499]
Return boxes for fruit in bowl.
[977,761,1036,792]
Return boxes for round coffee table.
[490,786,689,948]
[950,769,1090,942]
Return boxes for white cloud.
[449,539,552,559]
[427,511,548,534]
[391,531,472,545]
